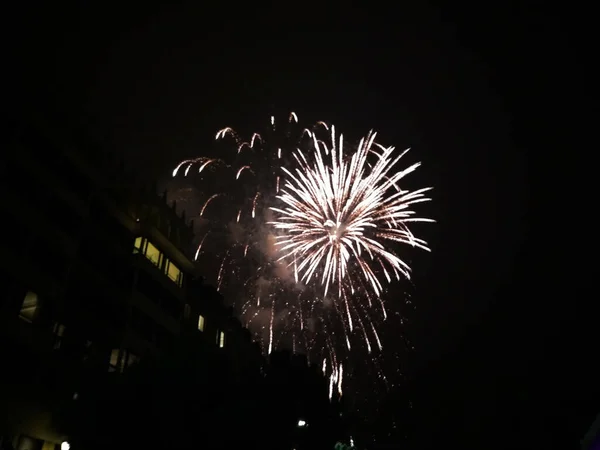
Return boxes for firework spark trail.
[270,126,434,306]
[268,300,275,355]
[172,112,433,393]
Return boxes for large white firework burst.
[270,125,434,329]
[172,113,433,398]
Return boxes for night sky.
[7,2,593,447]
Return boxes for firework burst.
[172,113,433,397]
[270,125,433,331]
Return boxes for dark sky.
[7,2,593,446]
[9,1,526,361]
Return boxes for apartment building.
[0,114,261,450]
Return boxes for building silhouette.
[582,413,600,450]
[263,350,345,450]
[0,114,262,450]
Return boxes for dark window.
[52,322,65,350]
[155,327,174,352]
[130,307,168,348]
[66,272,125,331]
[136,270,182,320]
[136,270,162,305]
[130,307,153,342]
[161,295,182,320]
[79,238,133,289]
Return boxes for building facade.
[0,115,262,450]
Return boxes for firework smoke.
[173,113,433,395]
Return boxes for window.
[133,236,143,253]
[198,315,205,332]
[145,241,161,266]
[133,237,183,286]
[108,349,138,372]
[125,351,140,367]
[217,330,225,348]
[19,291,38,322]
[109,348,122,373]
[161,295,183,320]
[130,307,156,344]
[133,237,165,269]
[183,304,190,320]
[53,322,65,350]
[165,259,183,286]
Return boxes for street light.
[61,442,70,450]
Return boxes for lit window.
[134,236,163,266]
[53,323,65,337]
[145,241,161,266]
[136,238,183,285]
[109,348,122,372]
[198,315,205,332]
[53,322,65,350]
[218,331,225,348]
[133,236,143,253]
[166,259,181,284]
[183,304,191,320]
[109,349,138,372]
[109,349,119,366]
[19,291,38,322]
